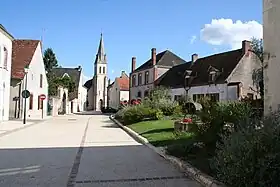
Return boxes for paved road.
[0,112,201,187]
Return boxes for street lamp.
[23,66,29,124]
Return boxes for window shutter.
[3,47,8,69]
[29,94,33,110]
[40,74,43,88]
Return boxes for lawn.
[128,120,194,147]
[128,119,213,175]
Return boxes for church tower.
[92,33,108,111]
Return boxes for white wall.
[0,31,12,121]
[24,43,48,119]
[171,84,238,101]
[86,85,94,110]
[77,72,87,112]
[263,0,280,113]
[120,90,129,102]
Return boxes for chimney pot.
[131,57,136,72]
[242,40,252,55]
[151,48,156,66]
[191,54,198,63]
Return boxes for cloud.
[111,70,115,74]
[190,35,197,44]
[200,18,263,49]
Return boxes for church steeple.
[95,33,106,64]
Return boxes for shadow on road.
[0,144,199,187]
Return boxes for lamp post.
[23,66,29,124]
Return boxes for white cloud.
[190,35,197,44]
[200,18,263,49]
[111,70,115,74]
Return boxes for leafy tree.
[251,38,264,99]
[43,48,58,73]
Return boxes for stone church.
[84,34,109,111]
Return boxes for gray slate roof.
[134,50,186,72]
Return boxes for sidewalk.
[0,117,52,137]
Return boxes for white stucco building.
[84,34,108,111]
[129,48,186,101]
[0,24,13,122]
[52,66,87,113]
[263,0,280,113]
[10,40,48,120]
[107,71,129,109]
[157,41,262,102]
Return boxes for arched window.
[99,66,102,74]
[103,67,105,74]
[3,47,8,69]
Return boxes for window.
[99,66,102,74]
[174,95,182,101]
[206,93,220,102]
[145,71,149,84]
[3,47,8,69]
[29,94,33,110]
[144,90,149,97]
[38,96,43,109]
[138,73,142,85]
[193,94,204,102]
[132,75,136,87]
[40,74,43,88]
[103,67,105,74]
[137,91,142,98]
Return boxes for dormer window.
[209,71,216,83]
[184,70,192,86]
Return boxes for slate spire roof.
[95,33,106,64]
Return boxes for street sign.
[40,94,46,100]
[22,90,30,98]
[13,97,19,101]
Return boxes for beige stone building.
[263,0,280,113]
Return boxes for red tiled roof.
[116,77,129,91]
[12,40,40,79]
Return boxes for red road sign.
[39,94,46,100]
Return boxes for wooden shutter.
[38,96,43,110]
[40,74,43,88]
[29,94,33,110]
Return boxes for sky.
[2,0,263,82]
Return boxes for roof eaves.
[0,24,14,40]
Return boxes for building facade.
[130,48,186,101]
[108,71,129,109]
[0,24,13,121]
[263,0,280,113]
[84,34,108,111]
[52,66,87,113]
[157,41,262,102]
[10,40,48,120]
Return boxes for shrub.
[193,101,252,147]
[115,104,163,125]
[212,112,280,187]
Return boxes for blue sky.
[2,0,262,81]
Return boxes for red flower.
[183,118,192,123]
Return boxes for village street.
[0,112,201,187]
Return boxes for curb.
[109,115,225,187]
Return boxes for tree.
[43,48,58,73]
[251,38,264,99]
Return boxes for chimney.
[131,57,136,72]
[191,54,198,63]
[242,40,251,55]
[151,48,156,66]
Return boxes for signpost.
[22,90,30,124]
[22,90,30,99]
[39,94,46,119]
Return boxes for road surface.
[0,112,201,187]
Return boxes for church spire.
[96,33,106,63]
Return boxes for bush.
[193,101,252,147]
[212,112,280,187]
[115,104,163,125]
